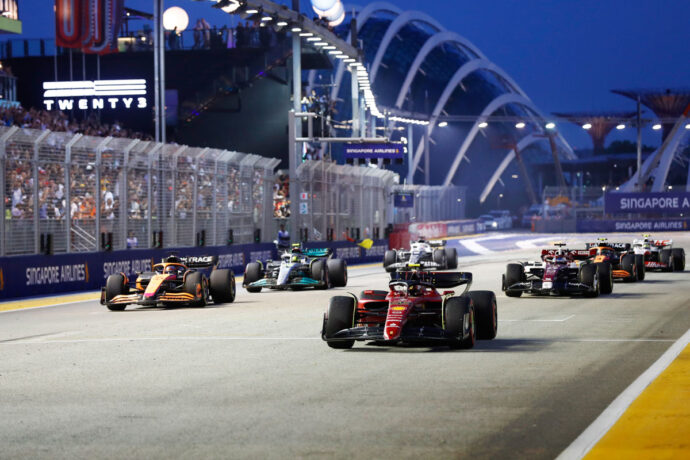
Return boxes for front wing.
[322,324,455,344]
[504,279,595,295]
[248,276,325,290]
[101,289,198,306]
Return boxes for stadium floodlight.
[545,122,556,129]
[582,123,592,130]
[323,45,336,50]
[652,123,662,130]
[438,121,448,127]
[329,50,342,54]
[314,41,327,46]
[512,174,519,179]
[291,27,302,32]
[616,123,625,130]
[686,123,690,130]
[478,121,488,128]
[515,122,526,129]
[311,0,339,13]
[343,58,355,63]
[163,6,189,32]
[245,9,259,14]
[306,37,320,41]
[276,21,288,27]
[299,32,314,37]
[335,54,348,59]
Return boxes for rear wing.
[428,240,447,247]
[653,240,672,248]
[179,255,218,268]
[390,270,472,289]
[585,242,630,251]
[541,248,591,260]
[304,248,332,258]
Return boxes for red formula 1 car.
[321,269,498,349]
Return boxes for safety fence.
[390,185,467,224]
[295,160,398,241]
[0,125,280,256]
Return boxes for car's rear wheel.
[209,269,236,304]
[327,259,348,287]
[635,254,645,280]
[244,262,263,293]
[311,260,329,290]
[105,274,128,311]
[324,296,356,349]
[444,296,475,349]
[445,247,458,269]
[384,250,397,272]
[433,249,446,267]
[184,272,207,307]
[672,248,685,271]
[580,263,600,298]
[504,263,525,297]
[468,290,498,340]
[596,262,613,294]
[660,249,674,272]
[621,254,637,282]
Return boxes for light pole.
[153,0,166,144]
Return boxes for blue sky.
[13,1,690,148]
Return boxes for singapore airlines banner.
[604,191,690,215]
[55,0,125,54]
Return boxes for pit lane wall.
[0,239,388,300]
[389,220,485,249]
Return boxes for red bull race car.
[322,268,498,349]
[101,255,236,311]
[632,235,685,272]
[502,243,611,297]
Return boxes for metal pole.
[159,0,166,145]
[424,125,430,185]
[153,0,160,143]
[290,15,302,244]
[351,67,359,137]
[69,48,73,81]
[407,123,413,184]
[636,95,642,191]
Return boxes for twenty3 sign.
[42,79,148,111]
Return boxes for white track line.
[500,314,575,323]
[1,336,323,345]
[460,239,493,255]
[556,327,690,460]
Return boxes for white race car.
[631,235,685,272]
[384,238,458,272]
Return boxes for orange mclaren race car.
[585,239,644,282]
[100,255,235,311]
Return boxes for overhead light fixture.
[323,45,336,50]
[261,16,272,21]
[299,32,313,37]
[245,9,259,14]
[545,122,556,129]
[306,37,320,41]
[685,123,690,130]
[582,123,592,130]
[512,174,519,179]
[616,124,625,130]
[438,121,448,127]
[343,58,356,63]
[515,122,526,129]
[314,41,327,46]
[328,50,342,55]
[478,121,488,128]
[652,123,662,130]
[291,27,302,32]
[276,21,288,27]
[335,54,348,59]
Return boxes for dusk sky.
[13,1,690,149]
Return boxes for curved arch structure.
[479,134,544,203]
[322,1,576,191]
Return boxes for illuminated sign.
[42,79,148,111]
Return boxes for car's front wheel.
[324,296,356,349]
[105,274,128,311]
[184,272,207,307]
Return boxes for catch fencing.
[295,160,398,241]
[0,126,280,256]
[390,185,467,224]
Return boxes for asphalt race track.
[2,233,690,459]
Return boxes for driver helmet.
[554,255,567,264]
[291,255,300,263]
[165,265,182,276]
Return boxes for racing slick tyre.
[243,262,263,293]
[184,271,207,307]
[504,263,525,297]
[468,290,498,340]
[444,296,475,349]
[433,249,446,267]
[621,254,637,282]
[311,260,330,290]
[327,259,348,287]
[105,274,128,311]
[672,248,685,271]
[445,247,458,269]
[579,263,600,298]
[635,254,646,281]
[209,269,236,304]
[324,296,356,349]
[596,262,613,294]
[384,250,397,272]
[660,249,674,272]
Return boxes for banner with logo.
[604,192,690,215]
[576,218,690,233]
